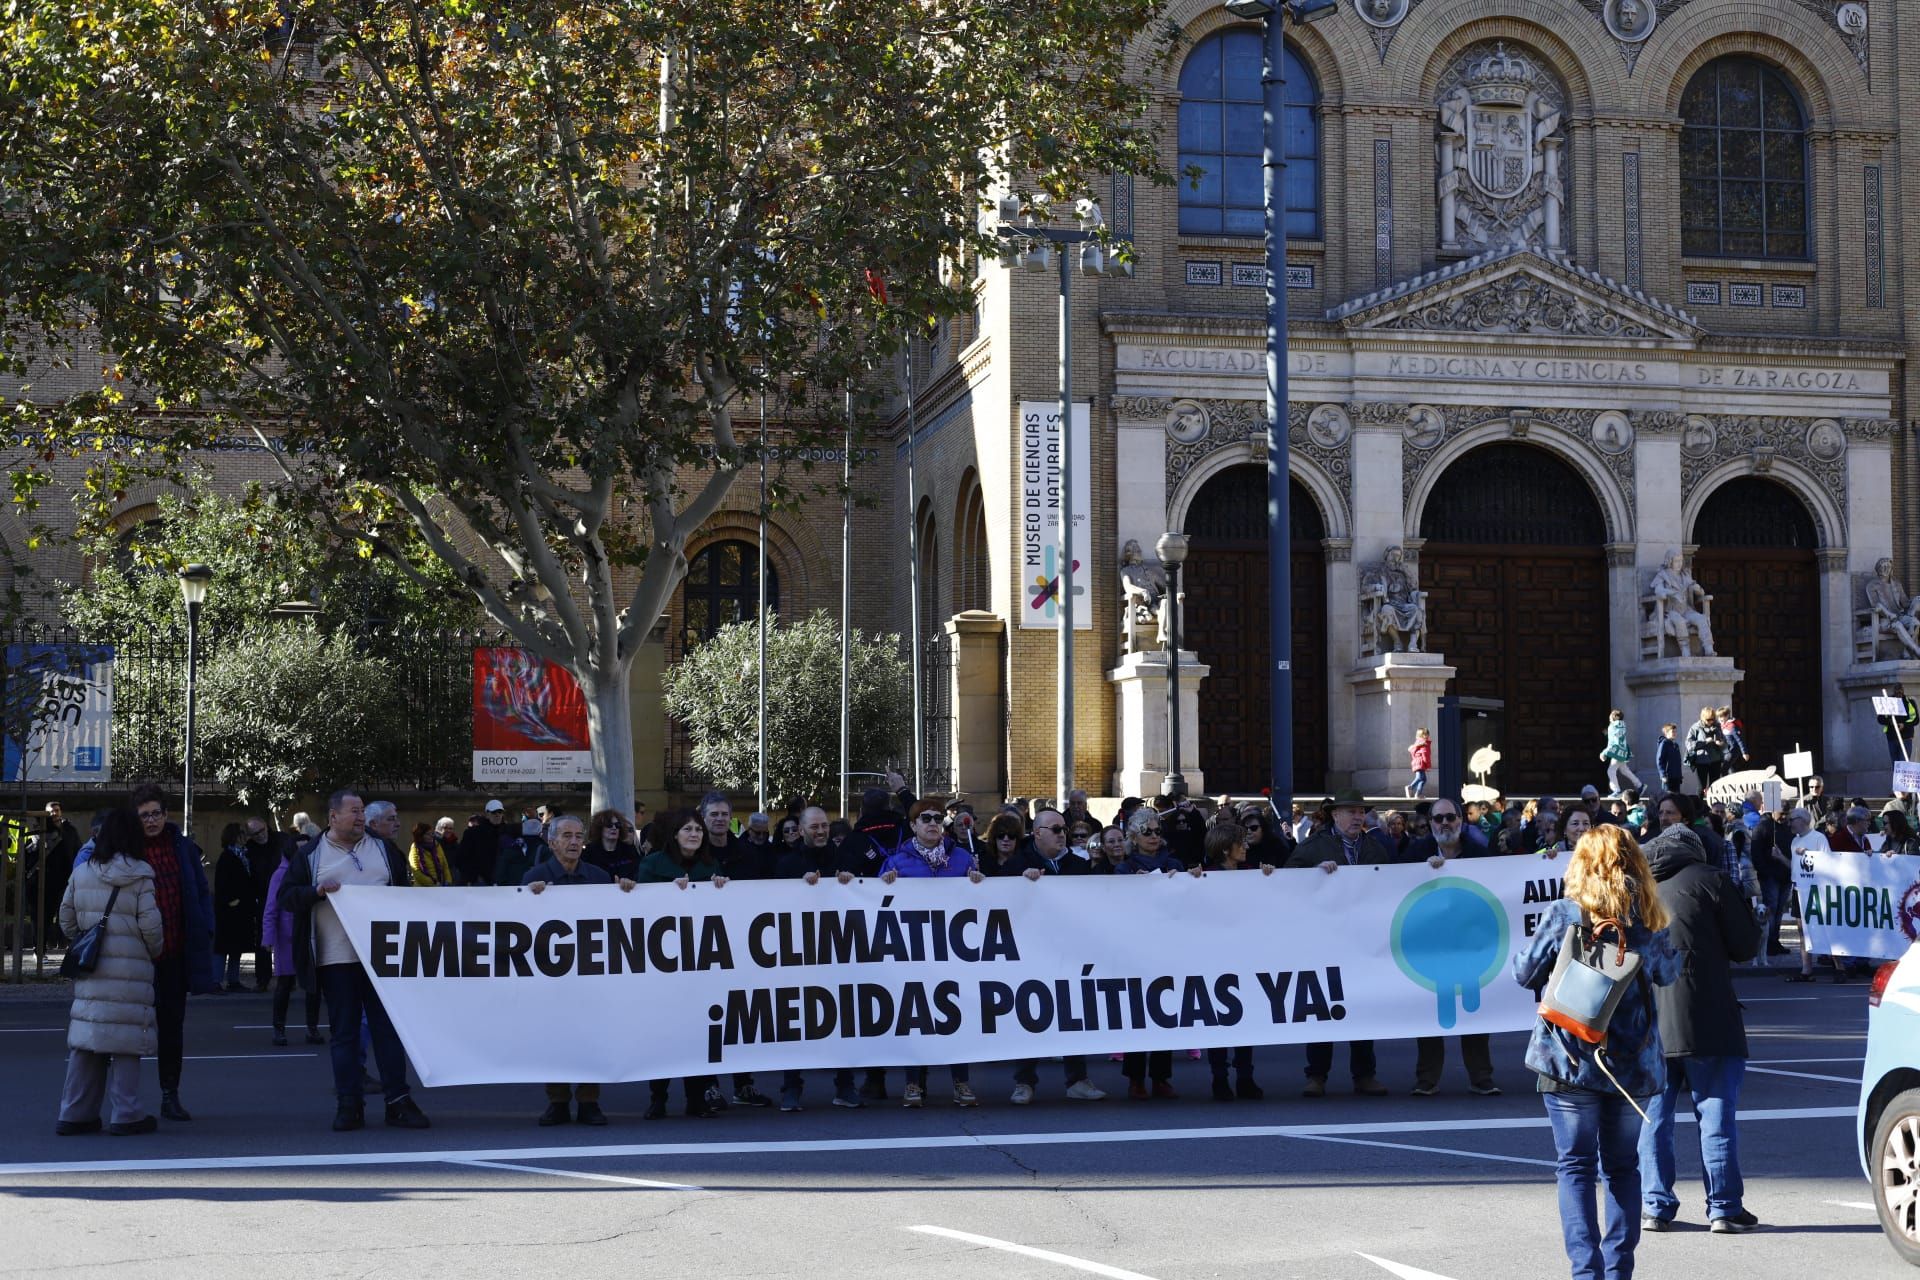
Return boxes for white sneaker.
[1010,1083,1034,1105]
[1065,1079,1107,1101]
[903,1083,924,1108]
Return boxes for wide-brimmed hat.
[1327,788,1370,813]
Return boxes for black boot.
[160,1090,192,1121]
[1210,1072,1235,1102]
[271,1028,289,1047]
[332,1100,365,1132]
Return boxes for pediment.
[1328,246,1701,344]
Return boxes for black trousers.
[1414,1034,1493,1088]
[272,973,321,1033]
[153,952,188,1092]
[1208,1045,1255,1078]
[1123,1050,1172,1082]
[1305,1040,1375,1082]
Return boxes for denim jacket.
[1513,897,1678,1097]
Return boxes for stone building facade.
[887,0,1919,800]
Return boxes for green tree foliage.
[662,612,910,803]
[62,474,472,638]
[0,0,1167,813]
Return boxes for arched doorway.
[1690,477,1820,763]
[1182,468,1327,794]
[1418,443,1609,795]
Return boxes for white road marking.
[1824,1199,1875,1211]
[451,1158,702,1191]
[1751,1057,1865,1065]
[1742,997,1821,1003]
[1745,1065,1859,1084]
[0,1106,1856,1178]
[0,1027,64,1033]
[907,1225,1162,1280]
[138,1053,318,1062]
[1357,1253,1463,1280]
[1285,1133,1555,1169]
[233,1024,330,1031]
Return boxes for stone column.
[946,611,1006,799]
[1107,649,1209,797]
[1627,658,1744,786]
[1324,538,1357,786]
[1347,652,1455,795]
[1836,663,1920,795]
[1605,543,1638,719]
[1819,548,1856,784]
[1350,403,1407,567]
[1542,138,1563,251]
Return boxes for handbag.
[1538,910,1653,1118]
[59,885,122,979]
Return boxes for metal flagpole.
[1262,8,1296,818]
[1056,243,1075,808]
[905,343,924,797]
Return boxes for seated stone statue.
[1648,548,1716,657]
[1360,546,1427,655]
[1118,539,1167,654]
[1866,557,1920,660]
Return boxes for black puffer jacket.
[1642,824,1761,1059]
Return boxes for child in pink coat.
[1407,728,1432,799]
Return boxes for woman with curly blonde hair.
[1515,825,1676,1280]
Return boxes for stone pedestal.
[1626,658,1744,782]
[947,611,1006,800]
[1108,649,1208,798]
[1836,662,1920,794]
[1347,652,1455,796]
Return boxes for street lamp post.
[993,195,1112,806]
[1219,0,1337,815]
[177,563,214,842]
[757,384,769,814]
[1155,532,1190,799]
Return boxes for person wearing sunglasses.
[879,801,985,1109]
[998,806,1104,1104]
[1405,797,1499,1099]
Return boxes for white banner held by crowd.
[328,856,1567,1086]
[1795,848,1920,960]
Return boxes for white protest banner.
[1018,400,1091,630]
[1794,848,1920,960]
[1895,761,1920,795]
[1875,696,1908,718]
[328,856,1568,1086]
[1783,750,1815,780]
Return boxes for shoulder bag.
[60,885,122,978]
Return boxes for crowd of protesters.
[35,753,1912,1260]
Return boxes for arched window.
[1680,57,1809,260]
[1178,31,1319,238]
[682,539,777,644]
[954,472,991,614]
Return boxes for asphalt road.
[0,966,1905,1279]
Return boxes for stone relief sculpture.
[1359,546,1428,657]
[1437,43,1565,254]
[1119,539,1168,655]
[1602,0,1656,42]
[1861,557,1920,661]
[1644,549,1717,659]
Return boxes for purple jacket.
[879,841,976,878]
[261,859,295,975]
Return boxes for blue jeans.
[1759,879,1789,951]
[1543,1090,1645,1280]
[1410,770,1427,797]
[316,963,411,1105]
[1638,1055,1745,1222]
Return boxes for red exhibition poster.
[471,647,592,783]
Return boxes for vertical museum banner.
[2,643,114,784]
[1018,401,1092,630]
[471,647,592,783]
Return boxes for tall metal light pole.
[904,342,924,796]
[994,195,1111,806]
[1221,0,1336,815]
[757,385,769,813]
[1156,532,1189,798]
[177,563,214,841]
[839,390,854,817]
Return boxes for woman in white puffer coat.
[55,807,164,1136]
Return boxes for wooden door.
[1418,545,1611,795]
[1182,469,1326,795]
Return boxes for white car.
[1861,944,1920,1265]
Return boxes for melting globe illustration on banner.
[1389,877,1511,1030]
